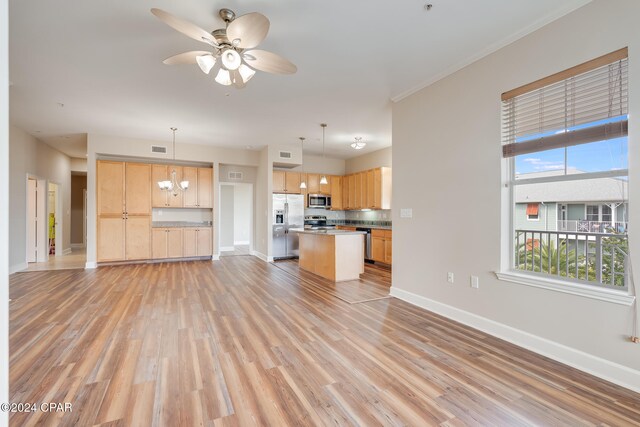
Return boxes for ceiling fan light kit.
[151,7,297,89]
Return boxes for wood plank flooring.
[9,256,640,426]
[272,260,390,304]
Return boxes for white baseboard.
[212,254,220,261]
[389,287,640,393]
[9,262,27,274]
[234,240,250,245]
[85,261,97,269]
[250,251,269,262]
[61,248,72,255]
[70,243,85,249]
[219,246,235,252]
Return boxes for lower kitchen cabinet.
[372,229,392,265]
[183,227,213,257]
[97,215,150,262]
[152,228,184,259]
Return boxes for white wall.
[1,0,9,418]
[85,133,261,266]
[9,125,72,272]
[291,154,346,176]
[255,147,270,258]
[345,147,392,174]
[219,185,235,248]
[70,157,87,173]
[392,0,640,390]
[233,184,252,245]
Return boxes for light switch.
[400,208,413,218]
[471,276,479,289]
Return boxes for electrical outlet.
[447,272,454,283]
[400,208,413,218]
[158,210,163,216]
[470,276,479,289]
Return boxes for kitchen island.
[293,229,366,281]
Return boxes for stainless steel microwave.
[308,194,331,209]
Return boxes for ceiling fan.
[151,8,297,89]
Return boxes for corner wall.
[345,147,391,174]
[392,0,640,390]
[1,0,9,417]
[9,125,72,272]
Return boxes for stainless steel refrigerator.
[272,194,304,259]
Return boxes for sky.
[514,116,628,176]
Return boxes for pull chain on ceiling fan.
[151,7,297,89]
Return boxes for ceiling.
[9,0,590,159]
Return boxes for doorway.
[219,183,253,256]
[47,182,61,256]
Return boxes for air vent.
[151,145,167,154]
[279,151,292,159]
[228,171,243,180]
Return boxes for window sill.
[495,271,635,306]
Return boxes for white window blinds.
[502,48,628,158]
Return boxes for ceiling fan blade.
[151,8,217,46]
[243,50,297,74]
[231,70,246,89]
[162,51,212,65]
[226,13,270,49]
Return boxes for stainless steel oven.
[307,194,331,209]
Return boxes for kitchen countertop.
[291,228,366,236]
[334,225,392,230]
[152,221,212,228]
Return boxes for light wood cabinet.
[272,171,301,194]
[273,171,286,193]
[97,161,151,262]
[285,172,301,194]
[152,165,184,208]
[319,175,331,194]
[152,228,184,259]
[97,216,125,261]
[339,167,392,211]
[184,227,212,257]
[97,161,125,216]
[331,176,343,210]
[306,173,320,194]
[371,229,392,265]
[184,167,213,208]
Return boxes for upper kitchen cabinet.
[272,170,301,194]
[306,173,320,194]
[330,176,343,210]
[97,161,151,216]
[340,167,392,210]
[183,167,213,208]
[319,175,331,194]
[152,164,184,208]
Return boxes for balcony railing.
[515,229,628,290]
[557,220,627,234]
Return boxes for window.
[586,205,599,222]
[502,48,629,292]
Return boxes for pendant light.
[319,123,328,185]
[299,137,307,189]
[157,127,189,196]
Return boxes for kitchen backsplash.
[304,208,392,227]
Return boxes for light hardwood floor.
[9,257,640,426]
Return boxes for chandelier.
[157,127,189,196]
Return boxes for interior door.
[27,179,37,262]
